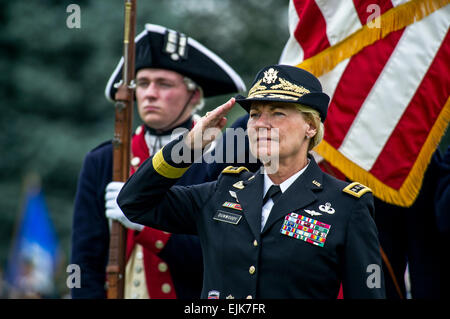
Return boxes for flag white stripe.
[279,37,304,66]
[339,6,450,171]
[315,0,362,46]
[318,58,350,99]
[279,0,304,65]
[391,0,412,8]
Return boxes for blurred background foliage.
[0,0,290,296]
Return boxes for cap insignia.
[247,71,311,99]
[263,68,278,84]
[163,30,188,61]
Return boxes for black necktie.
[263,185,282,205]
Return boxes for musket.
[106,0,136,299]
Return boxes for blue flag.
[5,185,60,297]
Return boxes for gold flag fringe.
[315,97,450,207]
[297,0,449,77]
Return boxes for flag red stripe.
[323,29,404,149]
[352,0,393,26]
[369,30,450,189]
[293,0,330,59]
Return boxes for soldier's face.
[247,102,311,166]
[135,68,197,130]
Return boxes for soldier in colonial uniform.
[70,23,252,299]
[118,64,386,298]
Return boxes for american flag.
[280,0,450,207]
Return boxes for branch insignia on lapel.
[232,181,245,189]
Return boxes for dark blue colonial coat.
[70,115,258,298]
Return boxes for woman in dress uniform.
[117,64,386,299]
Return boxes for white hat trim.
[105,23,246,103]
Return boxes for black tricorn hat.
[234,64,330,122]
[105,23,246,102]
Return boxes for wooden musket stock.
[106,0,136,299]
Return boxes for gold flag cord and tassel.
[297,0,449,77]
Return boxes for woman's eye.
[250,113,260,118]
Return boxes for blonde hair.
[295,104,324,151]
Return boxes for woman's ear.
[306,122,317,139]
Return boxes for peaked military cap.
[234,64,330,122]
[105,23,246,102]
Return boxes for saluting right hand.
[185,97,236,151]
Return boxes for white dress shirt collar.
[260,159,310,231]
[262,159,310,197]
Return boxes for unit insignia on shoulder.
[342,182,372,198]
[222,166,249,174]
[232,181,245,189]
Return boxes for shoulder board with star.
[342,182,372,198]
[221,166,249,175]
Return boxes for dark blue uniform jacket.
[118,137,386,299]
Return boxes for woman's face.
[247,102,312,167]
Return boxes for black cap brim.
[235,92,330,122]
